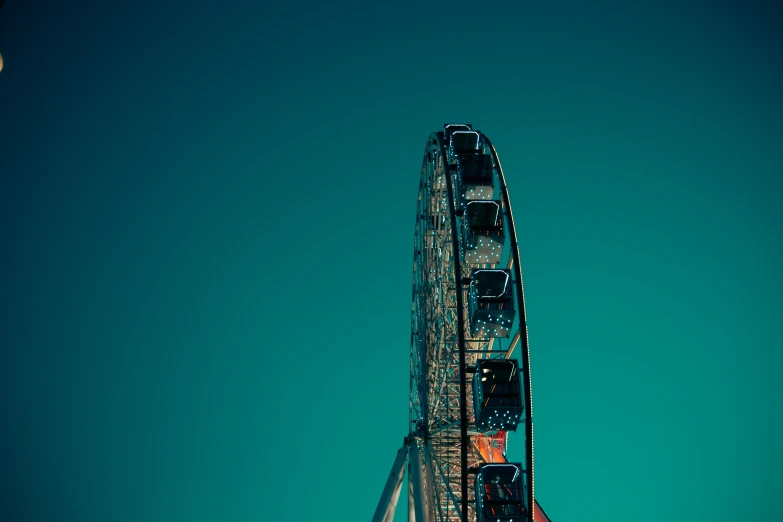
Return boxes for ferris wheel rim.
[484,135,535,516]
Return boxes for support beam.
[408,473,416,522]
[373,446,408,522]
[424,443,436,517]
[409,441,433,522]
[384,472,404,522]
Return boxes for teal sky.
[1,1,781,521]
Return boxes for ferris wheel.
[372,125,551,522]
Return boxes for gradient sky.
[1,1,781,521]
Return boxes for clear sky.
[1,1,781,521]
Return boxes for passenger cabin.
[444,124,478,162]
[442,124,494,208]
[463,200,505,264]
[455,153,494,209]
[450,130,480,157]
[469,269,515,338]
[474,463,527,522]
[444,123,473,143]
[473,359,523,432]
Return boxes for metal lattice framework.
[373,125,548,522]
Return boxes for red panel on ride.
[474,430,507,463]
[534,499,551,522]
